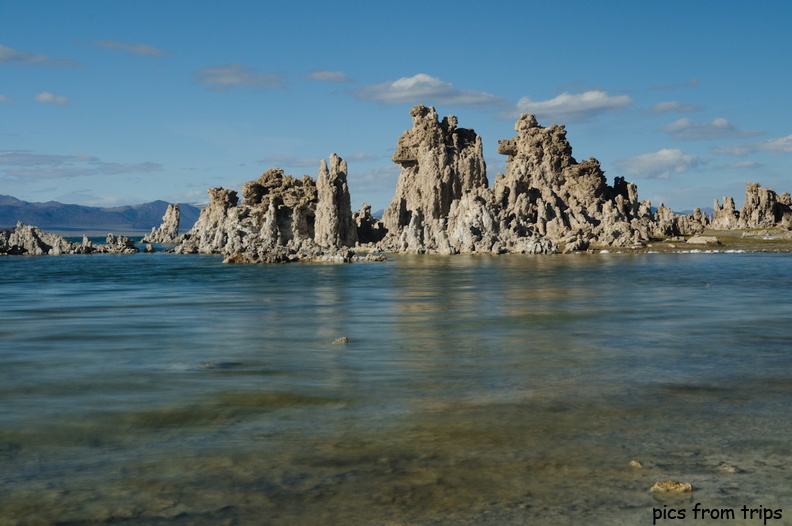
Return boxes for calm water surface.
[1,251,791,525]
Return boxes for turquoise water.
[1,252,791,524]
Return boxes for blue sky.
[2,1,791,213]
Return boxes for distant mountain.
[0,195,202,236]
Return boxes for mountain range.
[0,195,202,236]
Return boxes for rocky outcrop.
[711,183,792,230]
[141,204,182,244]
[378,106,659,254]
[381,105,489,253]
[315,155,357,248]
[175,156,382,263]
[353,203,386,244]
[0,222,139,255]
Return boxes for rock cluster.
[175,155,382,263]
[378,105,701,254]
[0,222,139,255]
[141,204,183,244]
[711,183,792,230]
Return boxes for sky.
[2,1,791,213]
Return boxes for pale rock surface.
[176,156,380,263]
[0,222,139,255]
[141,204,182,244]
[382,105,489,253]
[712,183,792,230]
[379,106,657,254]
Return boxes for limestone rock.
[0,222,81,255]
[379,106,655,254]
[712,183,792,230]
[0,222,139,255]
[687,235,720,245]
[353,203,386,244]
[315,154,358,248]
[176,156,379,263]
[141,204,182,244]
[381,105,489,253]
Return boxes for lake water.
[1,251,791,525]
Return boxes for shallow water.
[1,252,791,525]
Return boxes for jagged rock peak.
[382,105,488,252]
[712,183,792,229]
[0,222,139,255]
[315,153,357,248]
[175,155,379,263]
[141,203,182,244]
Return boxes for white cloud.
[0,44,78,66]
[355,73,505,106]
[661,117,760,140]
[732,160,761,169]
[713,134,792,156]
[650,101,701,114]
[760,134,792,153]
[505,90,633,123]
[306,70,354,83]
[193,63,283,91]
[34,92,69,105]
[0,150,162,179]
[613,149,703,179]
[94,40,168,56]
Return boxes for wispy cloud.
[258,155,323,169]
[0,151,162,180]
[650,101,702,114]
[503,90,633,123]
[650,78,700,91]
[713,134,792,156]
[661,117,761,141]
[0,44,79,67]
[614,149,704,179]
[0,94,10,103]
[344,152,382,162]
[306,70,355,83]
[354,73,506,106]
[94,39,169,56]
[34,91,69,105]
[193,63,283,91]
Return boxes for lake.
[1,251,790,525]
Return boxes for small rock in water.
[332,336,349,344]
[651,480,693,493]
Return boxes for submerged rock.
[650,480,693,493]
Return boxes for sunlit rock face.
[712,183,792,230]
[380,105,660,254]
[175,155,366,263]
[142,204,182,244]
